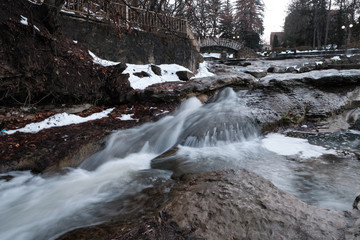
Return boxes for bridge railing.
[62,0,188,34]
[200,38,244,51]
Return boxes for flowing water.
[1,88,360,240]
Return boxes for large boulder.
[58,169,360,239]
[176,71,195,81]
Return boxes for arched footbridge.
[200,38,243,52]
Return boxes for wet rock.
[58,169,360,239]
[286,66,298,73]
[273,66,286,73]
[113,62,127,73]
[267,66,287,73]
[298,66,311,73]
[245,69,267,78]
[150,65,162,76]
[133,71,150,78]
[267,66,275,73]
[127,73,257,103]
[162,170,360,239]
[176,71,194,81]
[351,119,360,130]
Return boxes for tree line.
[283,0,360,49]
[122,0,265,49]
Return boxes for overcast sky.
[262,0,291,44]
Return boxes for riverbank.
[0,102,178,173]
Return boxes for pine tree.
[234,0,264,49]
[219,0,235,39]
[273,35,279,48]
[208,0,223,37]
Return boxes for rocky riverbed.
[2,55,360,239]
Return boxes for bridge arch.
[200,38,243,52]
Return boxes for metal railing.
[62,0,188,34]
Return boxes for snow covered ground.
[89,51,214,90]
[5,108,115,135]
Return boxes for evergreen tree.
[219,0,235,39]
[234,0,264,49]
[272,35,279,48]
[284,0,328,48]
[208,0,223,37]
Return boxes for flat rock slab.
[260,69,360,85]
[59,169,360,240]
[128,73,257,102]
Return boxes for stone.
[113,62,127,73]
[273,66,286,73]
[133,71,151,78]
[151,65,162,76]
[286,66,298,73]
[267,66,275,73]
[176,71,194,81]
[58,169,360,239]
[351,119,360,130]
[161,170,360,239]
[245,69,267,78]
[298,66,311,73]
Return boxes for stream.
[0,88,359,240]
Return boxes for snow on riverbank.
[89,51,214,90]
[5,108,114,134]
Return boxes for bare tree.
[324,0,332,47]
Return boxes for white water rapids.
[1,88,360,240]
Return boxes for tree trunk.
[324,0,332,47]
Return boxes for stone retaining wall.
[59,14,200,71]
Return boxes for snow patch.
[33,25,40,32]
[88,51,216,90]
[125,63,191,90]
[6,108,114,134]
[117,114,138,121]
[262,133,337,159]
[28,0,42,5]
[201,53,221,59]
[20,15,28,26]
[60,9,76,15]
[331,56,341,61]
[88,50,119,67]
[193,62,215,78]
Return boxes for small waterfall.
[80,88,259,170]
[0,88,260,240]
[1,87,359,240]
